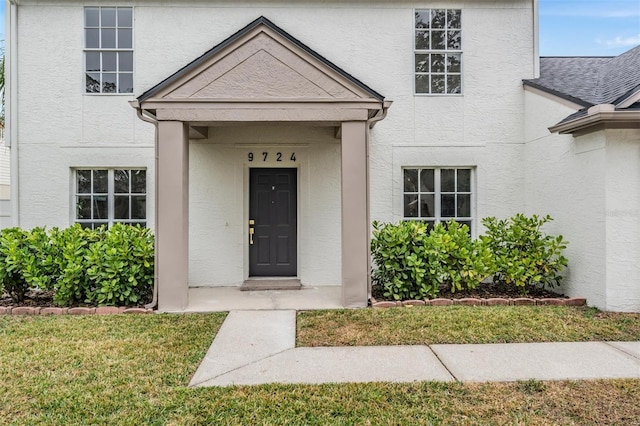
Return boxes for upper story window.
[414,9,462,95]
[403,167,474,233]
[84,7,133,94]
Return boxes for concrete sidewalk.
[189,310,640,387]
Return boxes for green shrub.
[481,214,568,294]
[50,225,104,306]
[86,223,154,306]
[428,221,495,293]
[371,220,432,300]
[0,228,32,303]
[371,220,494,300]
[22,226,59,292]
[0,224,155,306]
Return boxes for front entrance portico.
[131,17,391,311]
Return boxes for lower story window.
[75,168,146,229]
[403,167,473,232]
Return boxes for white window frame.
[84,6,134,95]
[414,8,463,95]
[73,168,147,228]
[402,167,475,234]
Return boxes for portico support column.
[341,121,369,307]
[156,121,189,311]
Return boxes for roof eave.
[616,87,640,109]
[522,80,592,108]
[549,110,640,135]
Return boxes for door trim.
[245,166,300,279]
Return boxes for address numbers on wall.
[248,152,296,162]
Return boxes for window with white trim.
[75,169,146,229]
[414,9,462,94]
[84,7,133,94]
[403,167,473,232]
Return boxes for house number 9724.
[248,152,296,162]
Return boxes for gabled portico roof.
[136,16,387,111]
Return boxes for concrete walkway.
[184,286,342,312]
[189,310,640,387]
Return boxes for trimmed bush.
[371,220,494,300]
[86,224,154,306]
[481,214,568,294]
[0,227,32,303]
[371,220,432,300]
[428,221,494,293]
[0,224,154,306]
[50,225,105,306]
[371,214,568,300]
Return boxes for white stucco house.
[3,1,639,311]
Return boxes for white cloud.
[597,34,640,48]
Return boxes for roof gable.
[138,16,384,103]
[595,45,640,105]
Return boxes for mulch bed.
[0,289,151,314]
[369,282,587,308]
[1,289,57,308]
[372,281,565,301]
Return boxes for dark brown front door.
[249,168,297,276]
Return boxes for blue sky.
[540,0,640,56]
[0,1,638,56]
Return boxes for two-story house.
[4,0,639,311]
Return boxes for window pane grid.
[84,7,133,94]
[415,8,462,94]
[403,167,473,233]
[74,169,146,228]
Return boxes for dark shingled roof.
[524,45,640,107]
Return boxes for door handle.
[249,220,255,245]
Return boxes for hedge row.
[1,214,567,305]
[371,214,568,300]
[0,224,154,307]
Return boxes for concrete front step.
[241,279,302,291]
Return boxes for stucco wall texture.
[524,90,640,312]
[524,90,607,308]
[33,2,640,307]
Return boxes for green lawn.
[297,306,640,346]
[1,312,639,425]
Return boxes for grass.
[1,312,639,424]
[297,306,640,346]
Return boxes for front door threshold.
[241,278,302,291]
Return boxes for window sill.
[83,93,135,97]
[414,93,464,97]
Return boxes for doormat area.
[241,279,302,291]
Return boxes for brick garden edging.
[0,306,154,315]
[1,298,588,313]
[370,297,587,308]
